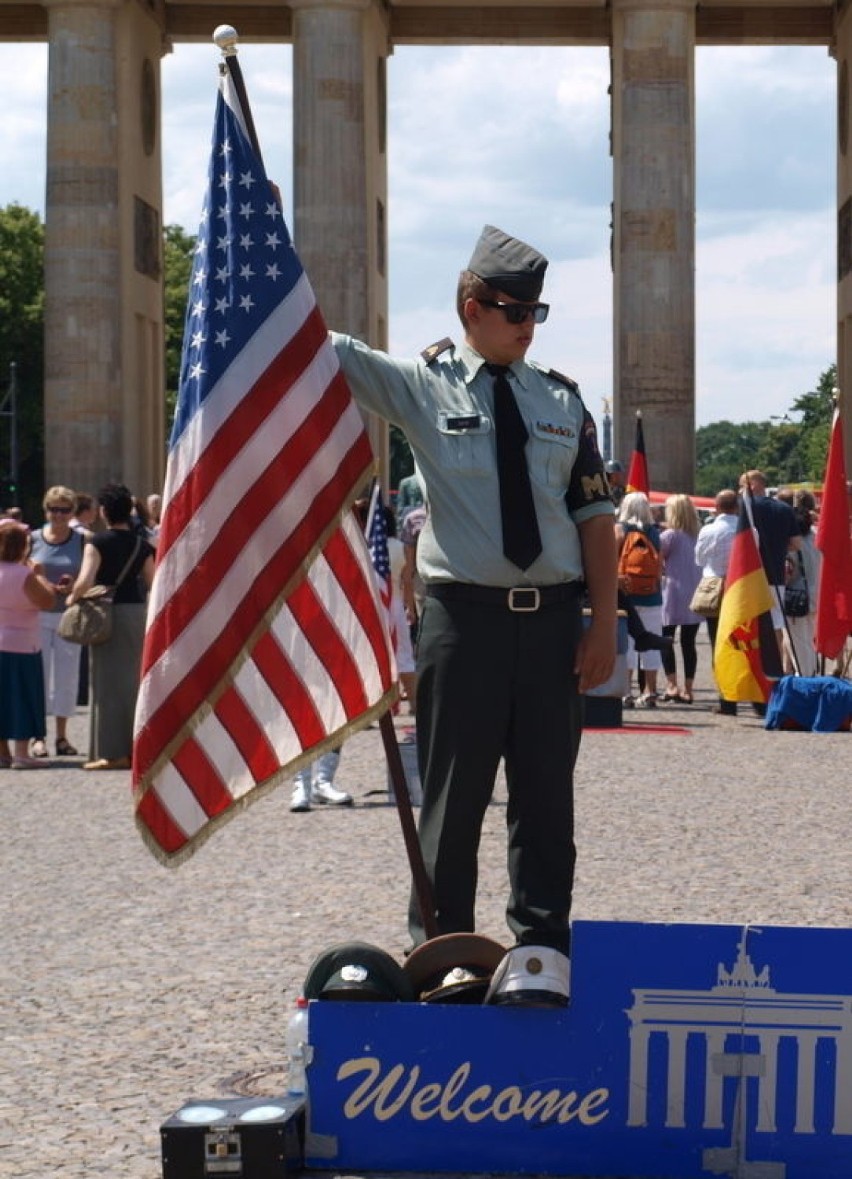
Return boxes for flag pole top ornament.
[213,24,239,56]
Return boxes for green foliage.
[389,424,414,492]
[0,204,45,514]
[695,420,768,495]
[163,224,196,428]
[695,365,837,495]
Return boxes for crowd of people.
[388,468,836,726]
[0,482,160,770]
[3,459,836,786]
[610,472,835,715]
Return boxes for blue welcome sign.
[303,920,852,1177]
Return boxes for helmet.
[404,933,507,1004]
[605,460,624,474]
[302,941,414,1002]
[484,945,570,1008]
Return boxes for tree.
[695,364,837,494]
[789,364,835,481]
[0,204,44,514]
[163,224,196,428]
[694,420,769,495]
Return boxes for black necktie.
[487,364,543,571]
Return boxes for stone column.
[291,0,390,476]
[611,0,697,493]
[44,0,166,500]
[44,1,122,494]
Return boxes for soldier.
[332,225,618,1004]
[605,459,626,507]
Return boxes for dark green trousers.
[408,594,584,955]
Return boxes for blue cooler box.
[582,610,628,728]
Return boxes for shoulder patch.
[420,337,454,365]
[545,367,580,394]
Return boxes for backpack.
[618,527,661,596]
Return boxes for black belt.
[426,582,582,613]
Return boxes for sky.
[0,37,837,433]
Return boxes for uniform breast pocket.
[435,413,493,475]
[529,421,578,489]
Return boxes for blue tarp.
[765,675,852,732]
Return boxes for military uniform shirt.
[333,334,614,587]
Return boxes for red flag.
[815,407,852,660]
[714,488,783,703]
[625,412,649,495]
[132,66,395,864]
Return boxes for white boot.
[290,765,313,813]
[311,751,353,806]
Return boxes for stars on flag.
[177,105,299,414]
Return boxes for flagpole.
[742,474,801,678]
[379,712,438,939]
[365,475,438,938]
[213,25,265,168]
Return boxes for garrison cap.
[403,933,507,1004]
[467,224,548,302]
[302,941,415,1002]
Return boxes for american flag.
[132,62,395,863]
[365,481,393,626]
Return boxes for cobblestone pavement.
[1,632,849,1178]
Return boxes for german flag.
[625,412,649,495]
[714,490,783,703]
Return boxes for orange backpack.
[618,527,661,596]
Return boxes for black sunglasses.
[47,506,73,514]
[479,299,549,325]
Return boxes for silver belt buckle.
[508,587,541,612]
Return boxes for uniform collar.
[458,339,530,389]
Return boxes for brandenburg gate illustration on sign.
[1,0,851,496]
[627,938,852,1176]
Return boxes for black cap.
[302,941,415,1002]
[403,933,507,1004]
[467,225,548,302]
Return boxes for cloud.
[696,208,835,421]
[0,39,836,429]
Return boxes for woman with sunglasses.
[29,486,91,757]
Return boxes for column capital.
[611,0,697,10]
[289,0,376,11]
[43,0,124,10]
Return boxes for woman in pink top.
[0,522,58,768]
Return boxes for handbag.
[784,551,809,618]
[57,537,142,646]
[689,574,724,618]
